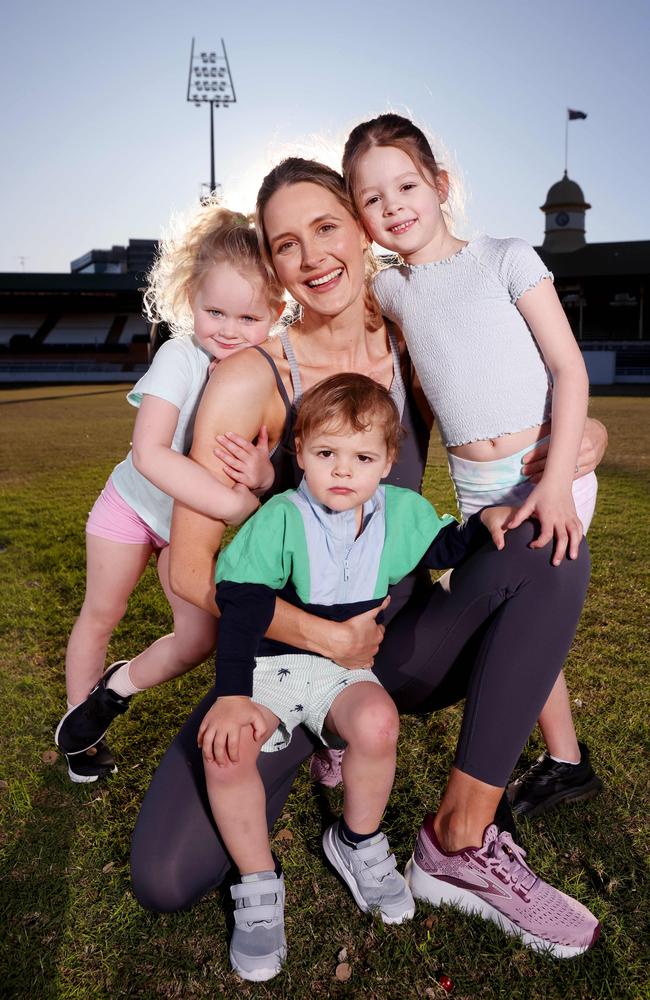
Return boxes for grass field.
[0,386,648,1000]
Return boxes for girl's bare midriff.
[447,420,552,462]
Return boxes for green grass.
[0,386,648,1000]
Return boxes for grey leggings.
[131,523,590,912]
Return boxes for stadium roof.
[537,241,650,278]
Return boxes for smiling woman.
[131,157,602,962]
[264,185,366,309]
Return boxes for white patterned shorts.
[252,653,382,753]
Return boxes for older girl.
[340,113,602,817]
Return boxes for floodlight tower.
[186,38,237,198]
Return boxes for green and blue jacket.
[214,479,487,697]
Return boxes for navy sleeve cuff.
[420,512,489,569]
[215,581,277,697]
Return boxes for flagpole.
[565,109,569,175]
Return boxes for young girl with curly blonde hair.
[55,202,283,782]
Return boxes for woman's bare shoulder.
[195,343,287,444]
[205,346,277,399]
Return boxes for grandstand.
[0,216,648,384]
[0,253,156,384]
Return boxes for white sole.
[405,856,593,959]
[322,827,415,925]
[230,948,286,982]
[67,764,118,784]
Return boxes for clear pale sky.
[2,0,648,272]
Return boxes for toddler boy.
[199,372,508,982]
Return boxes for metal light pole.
[186,38,236,198]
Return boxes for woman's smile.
[305,267,344,289]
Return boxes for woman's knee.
[131,864,193,913]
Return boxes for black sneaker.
[507,741,603,818]
[55,661,132,755]
[64,739,118,784]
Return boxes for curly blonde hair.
[143,198,285,339]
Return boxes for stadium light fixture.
[186,38,237,197]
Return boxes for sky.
[2,0,649,273]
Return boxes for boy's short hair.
[294,373,403,458]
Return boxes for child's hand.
[223,483,259,526]
[479,505,518,551]
[506,485,583,566]
[198,696,267,766]
[214,426,275,495]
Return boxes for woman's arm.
[168,352,278,614]
[169,350,389,665]
[522,417,608,482]
[131,394,259,524]
[508,279,589,563]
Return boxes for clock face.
[555,211,570,227]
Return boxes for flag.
[568,109,587,120]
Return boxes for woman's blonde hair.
[255,158,383,332]
[143,198,284,339]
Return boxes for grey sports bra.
[274,326,406,416]
[253,323,433,616]
[254,323,428,498]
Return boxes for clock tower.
[540,171,590,252]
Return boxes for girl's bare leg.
[325,683,400,834]
[204,705,280,875]
[126,546,217,690]
[65,535,152,705]
[537,672,581,762]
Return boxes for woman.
[130,159,606,955]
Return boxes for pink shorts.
[86,477,167,550]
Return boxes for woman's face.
[262,181,367,319]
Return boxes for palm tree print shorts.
[250,654,383,753]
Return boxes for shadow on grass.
[0,766,80,999]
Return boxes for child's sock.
[106,661,144,698]
[338,816,381,848]
[549,753,581,765]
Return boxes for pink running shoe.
[309,748,344,788]
[405,814,600,958]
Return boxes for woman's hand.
[214,426,275,496]
[506,485,583,565]
[479,505,518,550]
[198,696,267,766]
[522,417,608,483]
[316,597,390,669]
